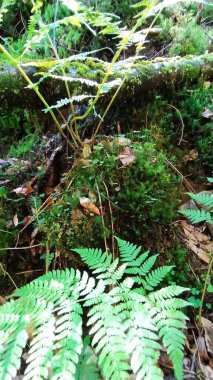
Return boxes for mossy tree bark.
[0,53,212,109]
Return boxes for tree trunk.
[0,53,212,109]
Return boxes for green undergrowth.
[139,84,213,172]
[33,139,179,257]
[157,3,213,56]
[0,108,41,152]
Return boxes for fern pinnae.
[51,302,83,380]
[24,316,56,380]
[180,209,213,224]
[115,236,142,262]
[141,265,173,291]
[187,192,213,209]
[0,317,29,380]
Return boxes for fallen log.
[0,53,212,109]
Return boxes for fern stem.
[92,10,162,142]
[198,254,213,325]
[47,35,82,147]
[0,43,76,150]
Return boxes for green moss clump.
[36,139,179,253]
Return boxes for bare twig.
[95,181,109,253]
[168,104,185,145]
[103,181,115,260]
[0,263,17,289]
[164,158,195,192]
[0,244,44,251]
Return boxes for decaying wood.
[0,53,212,108]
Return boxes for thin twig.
[95,181,108,253]
[164,158,195,192]
[0,244,44,251]
[103,181,115,260]
[16,269,43,275]
[168,104,185,145]
[0,263,17,289]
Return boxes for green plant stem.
[92,9,162,142]
[69,17,146,131]
[47,34,82,148]
[0,43,76,150]
[198,254,213,325]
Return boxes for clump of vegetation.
[34,139,179,253]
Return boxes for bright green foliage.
[0,238,189,380]
[180,190,213,224]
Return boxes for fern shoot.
[0,238,189,380]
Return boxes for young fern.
[0,238,189,380]
[179,190,213,224]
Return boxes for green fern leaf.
[187,192,213,209]
[180,209,213,224]
[141,266,173,290]
[0,316,28,380]
[76,338,100,380]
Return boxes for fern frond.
[180,209,213,224]
[74,249,124,285]
[121,292,162,380]
[44,95,96,113]
[115,236,142,262]
[187,192,213,209]
[87,293,130,380]
[24,316,55,380]
[0,316,28,380]
[0,239,189,379]
[49,74,100,88]
[51,300,83,380]
[141,266,173,291]
[149,285,189,302]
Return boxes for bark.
[0,53,212,109]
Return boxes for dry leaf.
[117,146,136,166]
[82,140,92,158]
[114,137,131,146]
[13,178,36,196]
[200,364,213,380]
[13,214,19,227]
[184,149,198,162]
[89,190,96,203]
[180,220,212,264]
[197,336,209,361]
[71,209,84,225]
[79,197,100,216]
[31,228,38,239]
[23,216,31,225]
[201,317,213,355]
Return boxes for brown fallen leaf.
[79,197,100,216]
[13,214,19,227]
[116,146,136,166]
[197,336,209,361]
[180,220,212,264]
[13,185,35,196]
[201,317,213,355]
[184,149,198,162]
[13,177,36,196]
[200,364,213,380]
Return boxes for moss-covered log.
[0,53,212,108]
